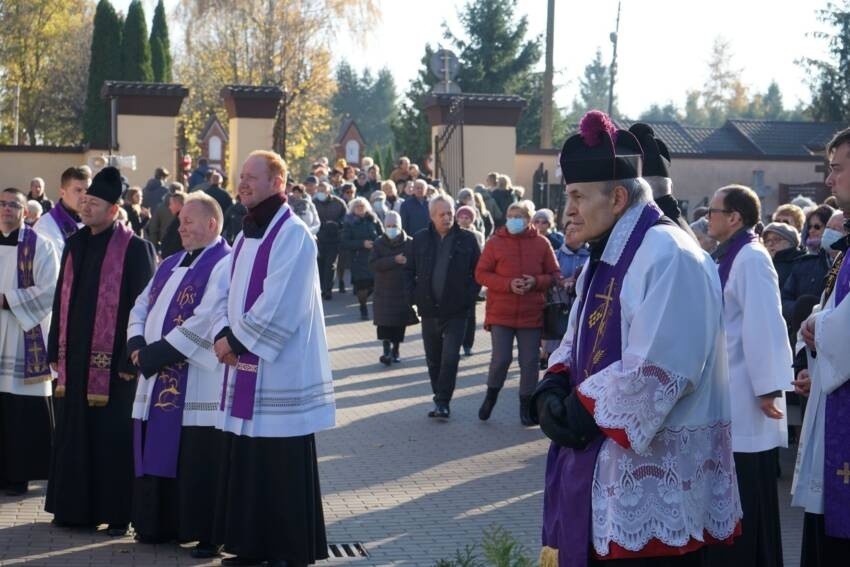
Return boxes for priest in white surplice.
[792,127,850,566]
[127,192,230,558]
[32,166,89,257]
[532,111,741,567]
[0,188,58,496]
[212,150,335,567]
[706,184,791,567]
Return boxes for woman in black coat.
[340,197,384,320]
[369,210,417,364]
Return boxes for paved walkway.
[0,295,804,566]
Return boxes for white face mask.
[821,227,844,251]
[314,192,328,202]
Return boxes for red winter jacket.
[475,226,560,329]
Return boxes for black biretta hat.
[559,110,643,184]
[87,166,123,204]
[628,123,671,178]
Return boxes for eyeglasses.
[707,208,733,217]
[0,201,23,210]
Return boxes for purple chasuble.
[48,201,79,240]
[824,254,850,538]
[17,227,50,384]
[133,238,231,478]
[542,203,662,566]
[221,208,292,420]
[716,229,759,290]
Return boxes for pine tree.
[149,0,172,82]
[803,2,850,121]
[83,0,123,145]
[121,0,153,82]
[391,45,438,163]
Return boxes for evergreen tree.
[445,0,540,95]
[83,0,123,145]
[639,102,682,122]
[803,2,850,121]
[568,49,615,120]
[331,62,396,149]
[517,72,567,148]
[383,145,395,176]
[391,45,438,163]
[121,0,153,82]
[149,0,172,82]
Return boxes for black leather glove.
[137,339,187,377]
[537,389,601,450]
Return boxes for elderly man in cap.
[45,166,156,536]
[532,111,741,566]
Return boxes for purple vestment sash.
[220,208,292,420]
[48,200,79,240]
[17,227,50,384]
[56,222,133,406]
[133,238,231,478]
[542,203,662,566]
[824,254,850,538]
[716,229,759,290]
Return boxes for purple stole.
[17,227,50,384]
[48,201,79,240]
[133,238,231,478]
[542,203,662,566]
[56,222,133,405]
[221,208,292,420]
[824,255,850,538]
[716,229,759,290]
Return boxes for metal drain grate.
[327,542,369,558]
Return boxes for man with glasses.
[706,184,791,566]
[0,188,58,496]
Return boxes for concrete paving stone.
[0,299,804,566]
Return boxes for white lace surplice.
[549,203,742,556]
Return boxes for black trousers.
[801,512,850,567]
[591,547,707,566]
[463,309,476,350]
[316,241,339,294]
[420,317,466,405]
[707,449,783,567]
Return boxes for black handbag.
[542,285,573,340]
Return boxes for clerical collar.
[0,228,20,246]
[243,192,287,238]
[712,226,750,261]
[587,230,611,264]
[57,199,81,222]
[179,248,204,267]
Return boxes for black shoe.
[428,404,450,419]
[322,291,332,300]
[338,283,346,293]
[190,542,221,558]
[134,532,170,544]
[379,354,392,365]
[463,346,472,357]
[105,523,128,537]
[392,343,400,363]
[478,387,500,421]
[360,306,369,320]
[221,557,264,566]
[520,395,535,426]
[4,481,27,496]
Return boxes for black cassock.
[45,223,155,526]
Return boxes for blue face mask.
[314,191,328,202]
[821,227,843,251]
[505,217,527,234]
[386,227,401,239]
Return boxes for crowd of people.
[0,108,849,567]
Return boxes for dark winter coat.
[400,196,430,236]
[491,188,518,226]
[772,246,806,291]
[340,212,384,283]
[204,184,233,215]
[475,226,560,329]
[369,232,416,327]
[222,200,247,244]
[314,195,347,243]
[404,223,481,320]
[781,250,831,322]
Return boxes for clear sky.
[118,0,832,118]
